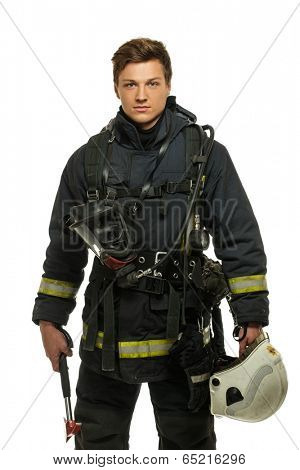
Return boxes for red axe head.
[64,418,82,442]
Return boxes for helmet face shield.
[209,332,288,422]
[67,200,135,261]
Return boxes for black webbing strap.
[180,124,206,330]
[111,180,193,198]
[211,304,226,356]
[130,275,165,295]
[102,143,113,190]
[184,124,202,180]
[85,124,114,201]
[166,282,181,338]
[102,279,116,371]
[139,121,174,201]
[82,287,99,351]
[112,186,163,198]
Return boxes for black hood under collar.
[113,95,196,151]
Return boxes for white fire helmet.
[209,331,288,422]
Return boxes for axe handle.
[59,353,71,398]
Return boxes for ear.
[114,83,120,99]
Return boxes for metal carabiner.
[232,324,248,342]
[197,316,204,333]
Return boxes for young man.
[33,38,269,450]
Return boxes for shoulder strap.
[85,119,115,201]
[184,123,214,183]
[185,124,201,177]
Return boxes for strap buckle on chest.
[86,189,100,201]
[153,251,167,277]
[131,275,165,295]
[105,187,117,202]
[166,179,194,194]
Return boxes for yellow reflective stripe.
[82,323,176,358]
[83,323,104,338]
[228,275,268,294]
[119,339,175,358]
[119,339,172,347]
[119,350,170,359]
[82,334,104,350]
[38,277,79,299]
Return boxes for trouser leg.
[74,362,141,450]
[148,370,216,450]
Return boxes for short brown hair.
[111,37,172,86]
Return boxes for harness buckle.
[105,187,117,202]
[145,276,165,295]
[153,186,163,197]
[197,316,204,333]
[190,179,197,192]
[86,189,99,201]
[154,251,167,277]
[166,182,177,194]
[130,275,165,295]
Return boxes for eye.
[125,83,135,88]
[149,81,159,87]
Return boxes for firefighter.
[33,38,269,450]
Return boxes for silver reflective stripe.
[228,275,267,294]
[191,372,211,384]
[38,277,79,299]
[119,340,175,358]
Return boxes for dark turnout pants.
[74,362,216,450]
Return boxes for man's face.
[114,59,171,130]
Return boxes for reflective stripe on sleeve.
[228,275,268,294]
[38,277,79,299]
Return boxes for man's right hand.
[39,320,73,372]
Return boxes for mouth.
[134,106,150,113]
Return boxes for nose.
[135,85,148,103]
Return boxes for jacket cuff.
[32,294,75,326]
[229,292,269,327]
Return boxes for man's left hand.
[239,322,262,357]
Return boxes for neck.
[120,108,164,131]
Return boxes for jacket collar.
[113,95,196,151]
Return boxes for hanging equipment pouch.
[168,323,216,412]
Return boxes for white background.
[1,0,299,468]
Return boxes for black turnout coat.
[32,96,269,383]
